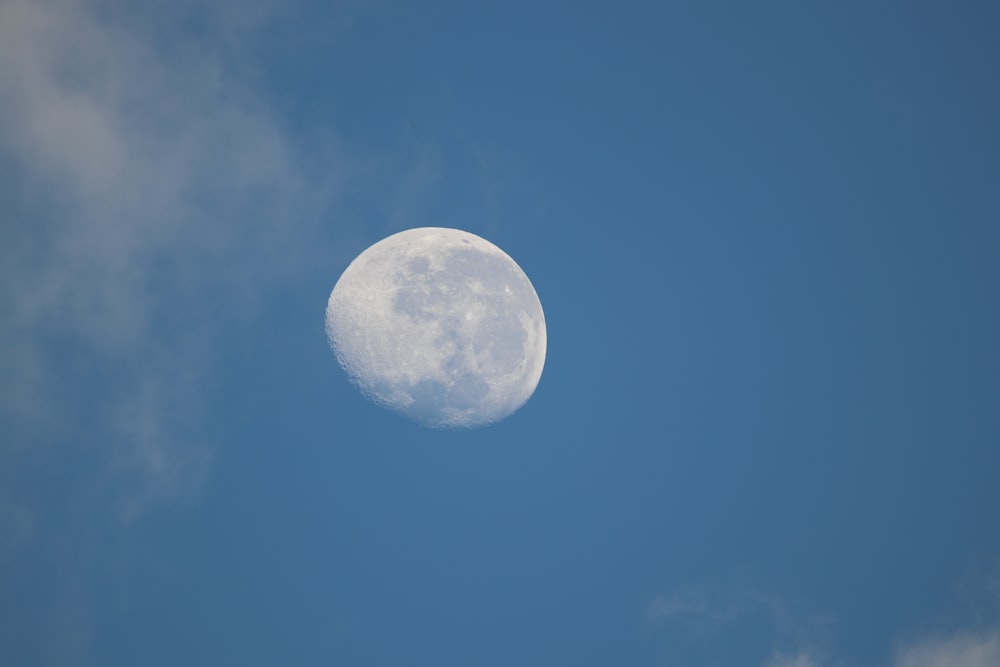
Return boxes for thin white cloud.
[647,580,1000,667]
[646,590,712,619]
[765,652,825,667]
[646,587,835,667]
[0,3,350,657]
[0,0,339,518]
[894,630,1000,667]
[646,589,749,623]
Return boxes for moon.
[326,227,546,428]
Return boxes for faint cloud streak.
[895,630,1000,667]
[646,578,1000,667]
[0,0,337,518]
[765,651,826,667]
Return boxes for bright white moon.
[326,227,546,428]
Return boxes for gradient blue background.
[1,1,998,666]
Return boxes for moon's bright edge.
[326,227,546,428]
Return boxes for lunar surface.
[326,227,546,428]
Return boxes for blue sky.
[1,1,999,665]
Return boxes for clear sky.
[1,1,999,666]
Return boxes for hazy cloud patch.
[647,575,1000,667]
[645,587,835,667]
[647,589,751,624]
[765,651,826,667]
[0,0,336,518]
[894,630,1000,667]
[892,567,1000,667]
[0,1,349,658]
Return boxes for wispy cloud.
[0,1,350,658]
[894,629,1000,667]
[647,590,716,619]
[0,0,339,519]
[646,588,758,627]
[765,652,826,667]
[890,568,1000,667]
[645,586,836,667]
[647,577,1000,667]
